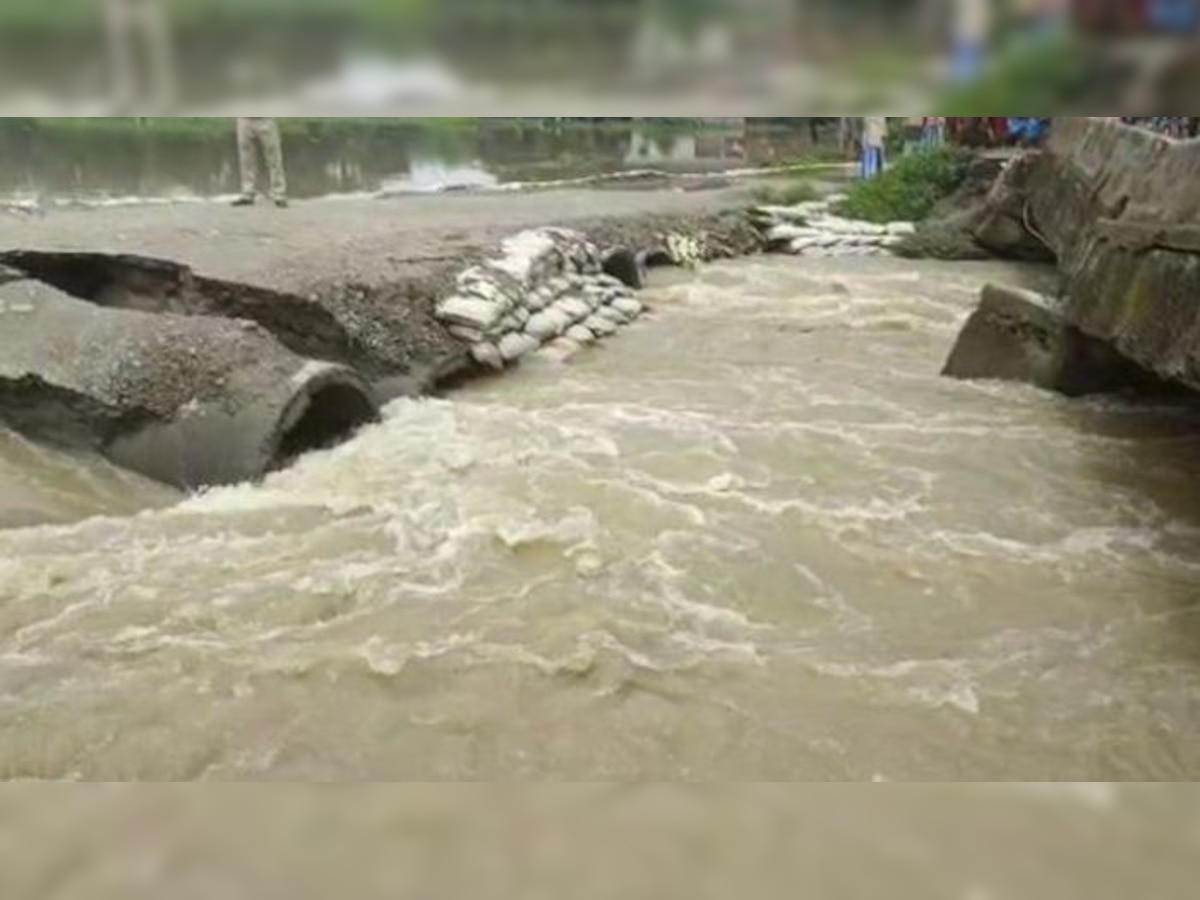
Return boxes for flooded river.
[4,256,1200,781]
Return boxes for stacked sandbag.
[436,228,645,370]
[750,196,916,259]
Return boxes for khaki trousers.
[237,118,288,200]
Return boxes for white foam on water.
[6,255,1200,781]
[810,658,983,717]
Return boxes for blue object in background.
[860,147,885,180]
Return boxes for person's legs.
[861,145,883,179]
[258,120,288,205]
[235,119,259,204]
[860,145,874,179]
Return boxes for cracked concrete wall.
[1028,118,1200,390]
[951,118,1200,393]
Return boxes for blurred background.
[0,116,834,207]
[0,1,1194,115]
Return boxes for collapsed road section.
[0,203,762,491]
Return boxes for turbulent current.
[4,256,1200,781]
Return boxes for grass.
[836,146,973,224]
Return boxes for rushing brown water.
[4,256,1200,782]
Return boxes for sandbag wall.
[750,196,916,258]
[436,228,646,369]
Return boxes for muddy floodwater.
[4,256,1200,781]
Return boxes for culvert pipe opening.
[270,374,379,472]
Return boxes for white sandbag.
[595,305,631,325]
[611,297,644,319]
[554,296,593,322]
[438,295,505,332]
[492,230,560,288]
[595,274,629,290]
[498,332,540,362]
[585,314,618,337]
[795,201,831,216]
[808,217,849,234]
[886,222,917,236]
[457,267,520,307]
[524,285,555,312]
[566,324,597,345]
[525,307,573,341]
[599,290,628,308]
[580,290,606,312]
[448,323,486,343]
[789,237,819,254]
[767,223,823,243]
[471,342,505,370]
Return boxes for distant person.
[103,0,176,110]
[861,117,888,179]
[233,118,289,208]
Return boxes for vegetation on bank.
[836,147,973,224]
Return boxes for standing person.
[233,118,289,208]
[103,0,176,111]
[861,117,888,180]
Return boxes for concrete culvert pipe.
[601,247,645,289]
[0,278,379,490]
